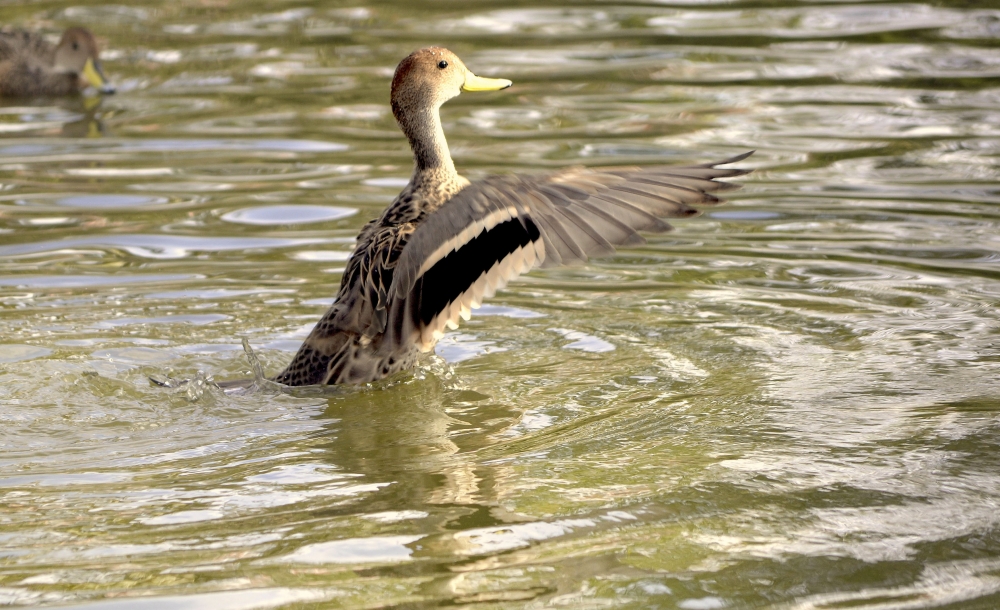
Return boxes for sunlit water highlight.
[2,1,999,608]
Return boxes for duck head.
[53,27,115,94]
[391,48,510,172]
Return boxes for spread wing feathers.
[380,151,753,351]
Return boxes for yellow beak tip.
[462,74,513,92]
[82,58,114,93]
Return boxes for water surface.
[2,1,1000,608]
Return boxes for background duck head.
[53,27,114,94]
[390,47,510,172]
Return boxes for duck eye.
[72,42,79,50]
[437,60,448,69]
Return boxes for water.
[2,1,999,608]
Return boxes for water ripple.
[1,1,999,607]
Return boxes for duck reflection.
[0,96,108,137]
[61,95,107,137]
[312,374,522,521]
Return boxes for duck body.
[272,185,447,385]
[0,27,113,97]
[271,47,752,387]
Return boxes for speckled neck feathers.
[389,48,470,214]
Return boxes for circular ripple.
[0,345,52,364]
[56,194,168,208]
[221,205,356,225]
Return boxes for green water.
[2,1,1000,608]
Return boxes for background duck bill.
[462,73,512,92]
[82,58,115,93]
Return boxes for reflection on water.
[1,0,999,607]
[220,204,356,225]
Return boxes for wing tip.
[698,150,755,171]
[714,150,755,166]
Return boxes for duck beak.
[83,58,116,94]
[462,73,512,92]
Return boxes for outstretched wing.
[379,151,753,351]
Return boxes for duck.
[0,26,114,97]
[265,47,752,387]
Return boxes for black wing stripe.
[416,216,540,327]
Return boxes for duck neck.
[396,102,457,183]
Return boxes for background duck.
[267,47,752,387]
[0,26,114,97]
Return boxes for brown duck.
[267,47,752,386]
[0,26,114,97]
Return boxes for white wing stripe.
[417,205,521,278]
